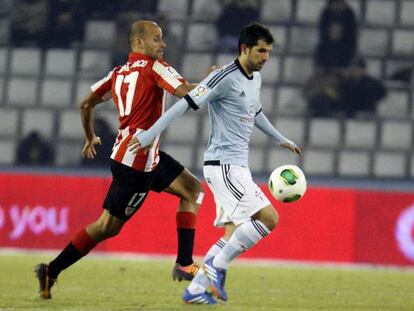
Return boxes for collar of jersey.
[235,58,253,80]
[128,52,153,63]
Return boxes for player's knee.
[256,207,279,231]
[184,178,204,205]
[266,210,279,231]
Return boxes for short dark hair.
[238,23,274,54]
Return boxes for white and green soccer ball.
[268,165,307,203]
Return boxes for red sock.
[71,228,98,255]
[176,212,196,266]
[176,211,197,229]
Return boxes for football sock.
[213,220,270,270]
[176,211,196,266]
[48,228,98,279]
[188,238,227,295]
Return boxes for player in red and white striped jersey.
[35,20,204,299]
[90,45,185,171]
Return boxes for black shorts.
[102,151,184,220]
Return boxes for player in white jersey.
[128,23,302,304]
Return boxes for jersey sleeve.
[183,68,228,110]
[91,67,117,100]
[254,110,293,146]
[90,68,116,101]
[152,61,186,95]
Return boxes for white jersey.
[186,60,263,167]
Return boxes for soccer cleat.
[203,257,228,301]
[34,263,56,299]
[182,289,217,304]
[172,262,199,281]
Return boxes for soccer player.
[128,23,302,304]
[35,20,204,299]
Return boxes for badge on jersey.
[166,66,183,80]
[190,84,208,98]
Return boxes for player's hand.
[81,135,102,159]
[280,142,302,156]
[127,136,151,155]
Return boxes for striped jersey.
[185,59,262,167]
[91,52,186,171]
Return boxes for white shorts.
[203,164,271,227]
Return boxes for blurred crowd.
[305,0,386,118]
[7,0,158,48]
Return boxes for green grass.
[1,253,414,311]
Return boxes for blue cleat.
[203,257,228,301]
[182,289,217,304]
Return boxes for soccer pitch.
[1,252,413,311]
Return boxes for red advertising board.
[0,173,413,266]
[354,191,414,265]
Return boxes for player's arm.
[129,67,224,153]
[80,69,115,158]
[254,110,302,156]
[176,65,222,97]
[128,97,192,153]
[153,61,195,99]
[159,62,218,99]
[173,65,220,97]
[80,92,105,159]
[174,83,197,98]
[128,81,217,153]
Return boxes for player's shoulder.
[152,59,182,79]
[112,64,125,74]
[152,59,175,72]
[205,61,239,89]
[154,59,169,67]
[100,65,123,81]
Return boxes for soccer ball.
[268,165,307,203]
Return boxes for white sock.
[187,238,227,294]
[213,220,270,270]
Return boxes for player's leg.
[184,222,235,304]
[213,205,278,269]
[35,210,126,299]
[165,168,203,268]
[35,160,152,299]
[151,151,204,281]
[205,206,277,301]
[202,164,276,300]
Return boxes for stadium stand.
[7,77,38,106]
[21,109,54,139]
[44,49,77,77]
[0,139,15,164]
[84,20,116,49]
[0,108,18,138]
[344,119,377,149]
[0,0,412,179]
[40,79,73,107]
[0,47,7,75]
[309,118,341,148]
[303,149,335,175]
[338,150,371,176]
